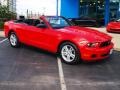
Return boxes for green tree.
[0,5,16,20]
[0,4,16,29]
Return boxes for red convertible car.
[107,19,120,33]
[4,16,113,64]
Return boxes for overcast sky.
[16,0,58,16]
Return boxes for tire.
[59,42,81,65]
[9,32,20,48]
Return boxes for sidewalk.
[0,30,4,37]
[89,27,120,51]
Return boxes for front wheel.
[9,32,20,48]
[59,42,81,64]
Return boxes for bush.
[0,22,4,29]
[0,5,16,20]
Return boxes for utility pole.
[27,9,29,18]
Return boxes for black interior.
[14,19,42,26]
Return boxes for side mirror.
[36,24,47,28]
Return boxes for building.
[59,0,120,25]
[8,0,16,13]
[0,0,7,5]
[0,0,16,13]
[16,0,120,26]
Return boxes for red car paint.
[107,21,120,33]
[4,16,113,61]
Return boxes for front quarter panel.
[54,31,82,53]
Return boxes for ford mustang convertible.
[4,16,114,64]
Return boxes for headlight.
[87,42,99,48]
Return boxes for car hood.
[108,22,120,27]
[57,26,112,42]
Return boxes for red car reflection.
[4,16,114,64]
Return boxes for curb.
[0,29,3,31]
[0,31,5,38]
[0,35,5,37]
[114,48,120,52]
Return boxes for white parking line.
[66,81,120,86]
[57,58,67,90]
[0,38,8,44]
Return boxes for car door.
[24,23,58,52]
[14,22,28,43]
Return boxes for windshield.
[46,16,72,29]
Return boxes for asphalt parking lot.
[0,37,120,90]
[0,37,5,41]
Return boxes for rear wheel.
[9,32,20,48]
[59,42,81,64]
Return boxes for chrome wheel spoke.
[69,47,73,52]
[66,55,71,61]
[62,51,68,56]
[70,53,75,59]
[64,46,69,52]
[10,34,17,46]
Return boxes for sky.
[16,0,58,16]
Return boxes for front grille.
[110,29,120,31]
[100,40,111,47]
[101,53,109,57]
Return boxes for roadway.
[0,38,120,90]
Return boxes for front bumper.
[107,27,120,33]
[80,43,114,61]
